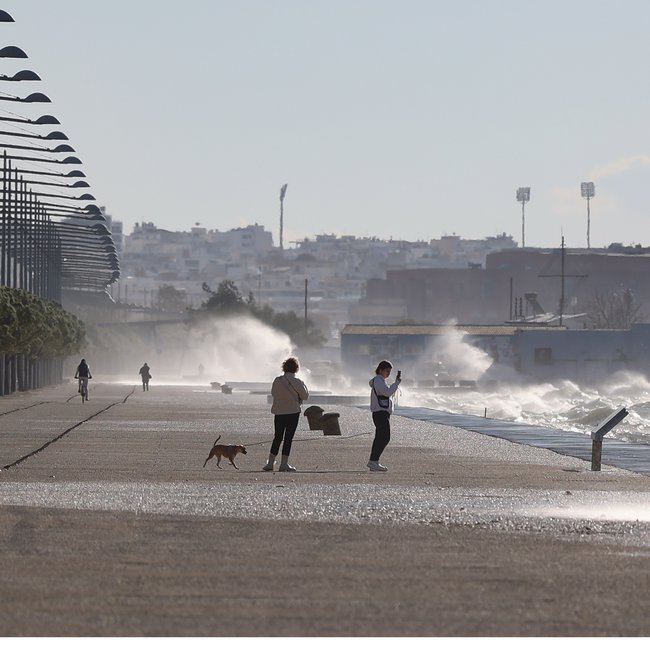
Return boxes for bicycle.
[78,376,90,403]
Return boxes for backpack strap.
[284,377,303,402]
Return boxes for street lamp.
[0,70,41,81]
[0,129,68,141]
[516,186,530,247]
[0,142,75,154]
[580,181,595,249]
[0,46,27,58]
[1,10,121,395]
[0,114,61,125]
[0,91,51,103]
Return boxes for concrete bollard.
[303,405,341,435]
[304,405,326,430]
[221,385,233,395]
[320,412,341,435]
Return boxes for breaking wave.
[398,370,650,445]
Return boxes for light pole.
[279,183,287,251]
[516,187,530,247]
[580,181,595,249]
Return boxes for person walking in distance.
[368,360,401,471]
[139,362,152,391]
[263,357,309,472]
[75,358,92,402]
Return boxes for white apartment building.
[114,220,518,339]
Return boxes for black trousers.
[271,412,301,456]
[370,410,391,461]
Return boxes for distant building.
[115,223,522,338]
[340,323,650,384]
[353,247,650,326]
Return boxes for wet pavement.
[1,382,650,635]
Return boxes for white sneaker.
[367,460,388,472]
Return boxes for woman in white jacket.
[368,359,401,471]
[263,357,309,472]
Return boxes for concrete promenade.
[1,382,650,636]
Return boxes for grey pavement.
[1,382,650,636]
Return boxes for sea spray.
[182,314,293,382]
[397,371,650,445]
[95,314,295,385]
[427,328,493,380]
[351,331,650,444]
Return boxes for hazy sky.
[2,0,650,248]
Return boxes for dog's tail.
[203,435,222,468]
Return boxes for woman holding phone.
[367,360,401,471]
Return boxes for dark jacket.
[75,362,91,379]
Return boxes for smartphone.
[397,370,402,379]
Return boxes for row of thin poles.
[0,151,62,299]
[0,10,119,395]
[1,150,63,395]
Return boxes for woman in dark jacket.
[75,358,92,401]
[139,362,151,391]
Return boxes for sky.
[2,0,650,249]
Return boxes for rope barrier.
[243,430,373,448]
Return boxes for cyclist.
[75,358,92,402]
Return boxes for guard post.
[591,406,628,471]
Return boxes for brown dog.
[203,435,247,469]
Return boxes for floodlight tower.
[580,181,595,249]
[516,186,530,247]
[279,183,288,251]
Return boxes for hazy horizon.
[3,1,650,249]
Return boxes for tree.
[587,287,643,329]
[194,280,325,347]
[256,306,326,347]
[202,280,249,314]
[157,284,187,312]
[0,286,85,357]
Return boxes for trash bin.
[221,384,233,394]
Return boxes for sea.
[397,371,650,446]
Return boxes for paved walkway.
[1,382,650,636]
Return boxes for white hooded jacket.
[369,375,401,413]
